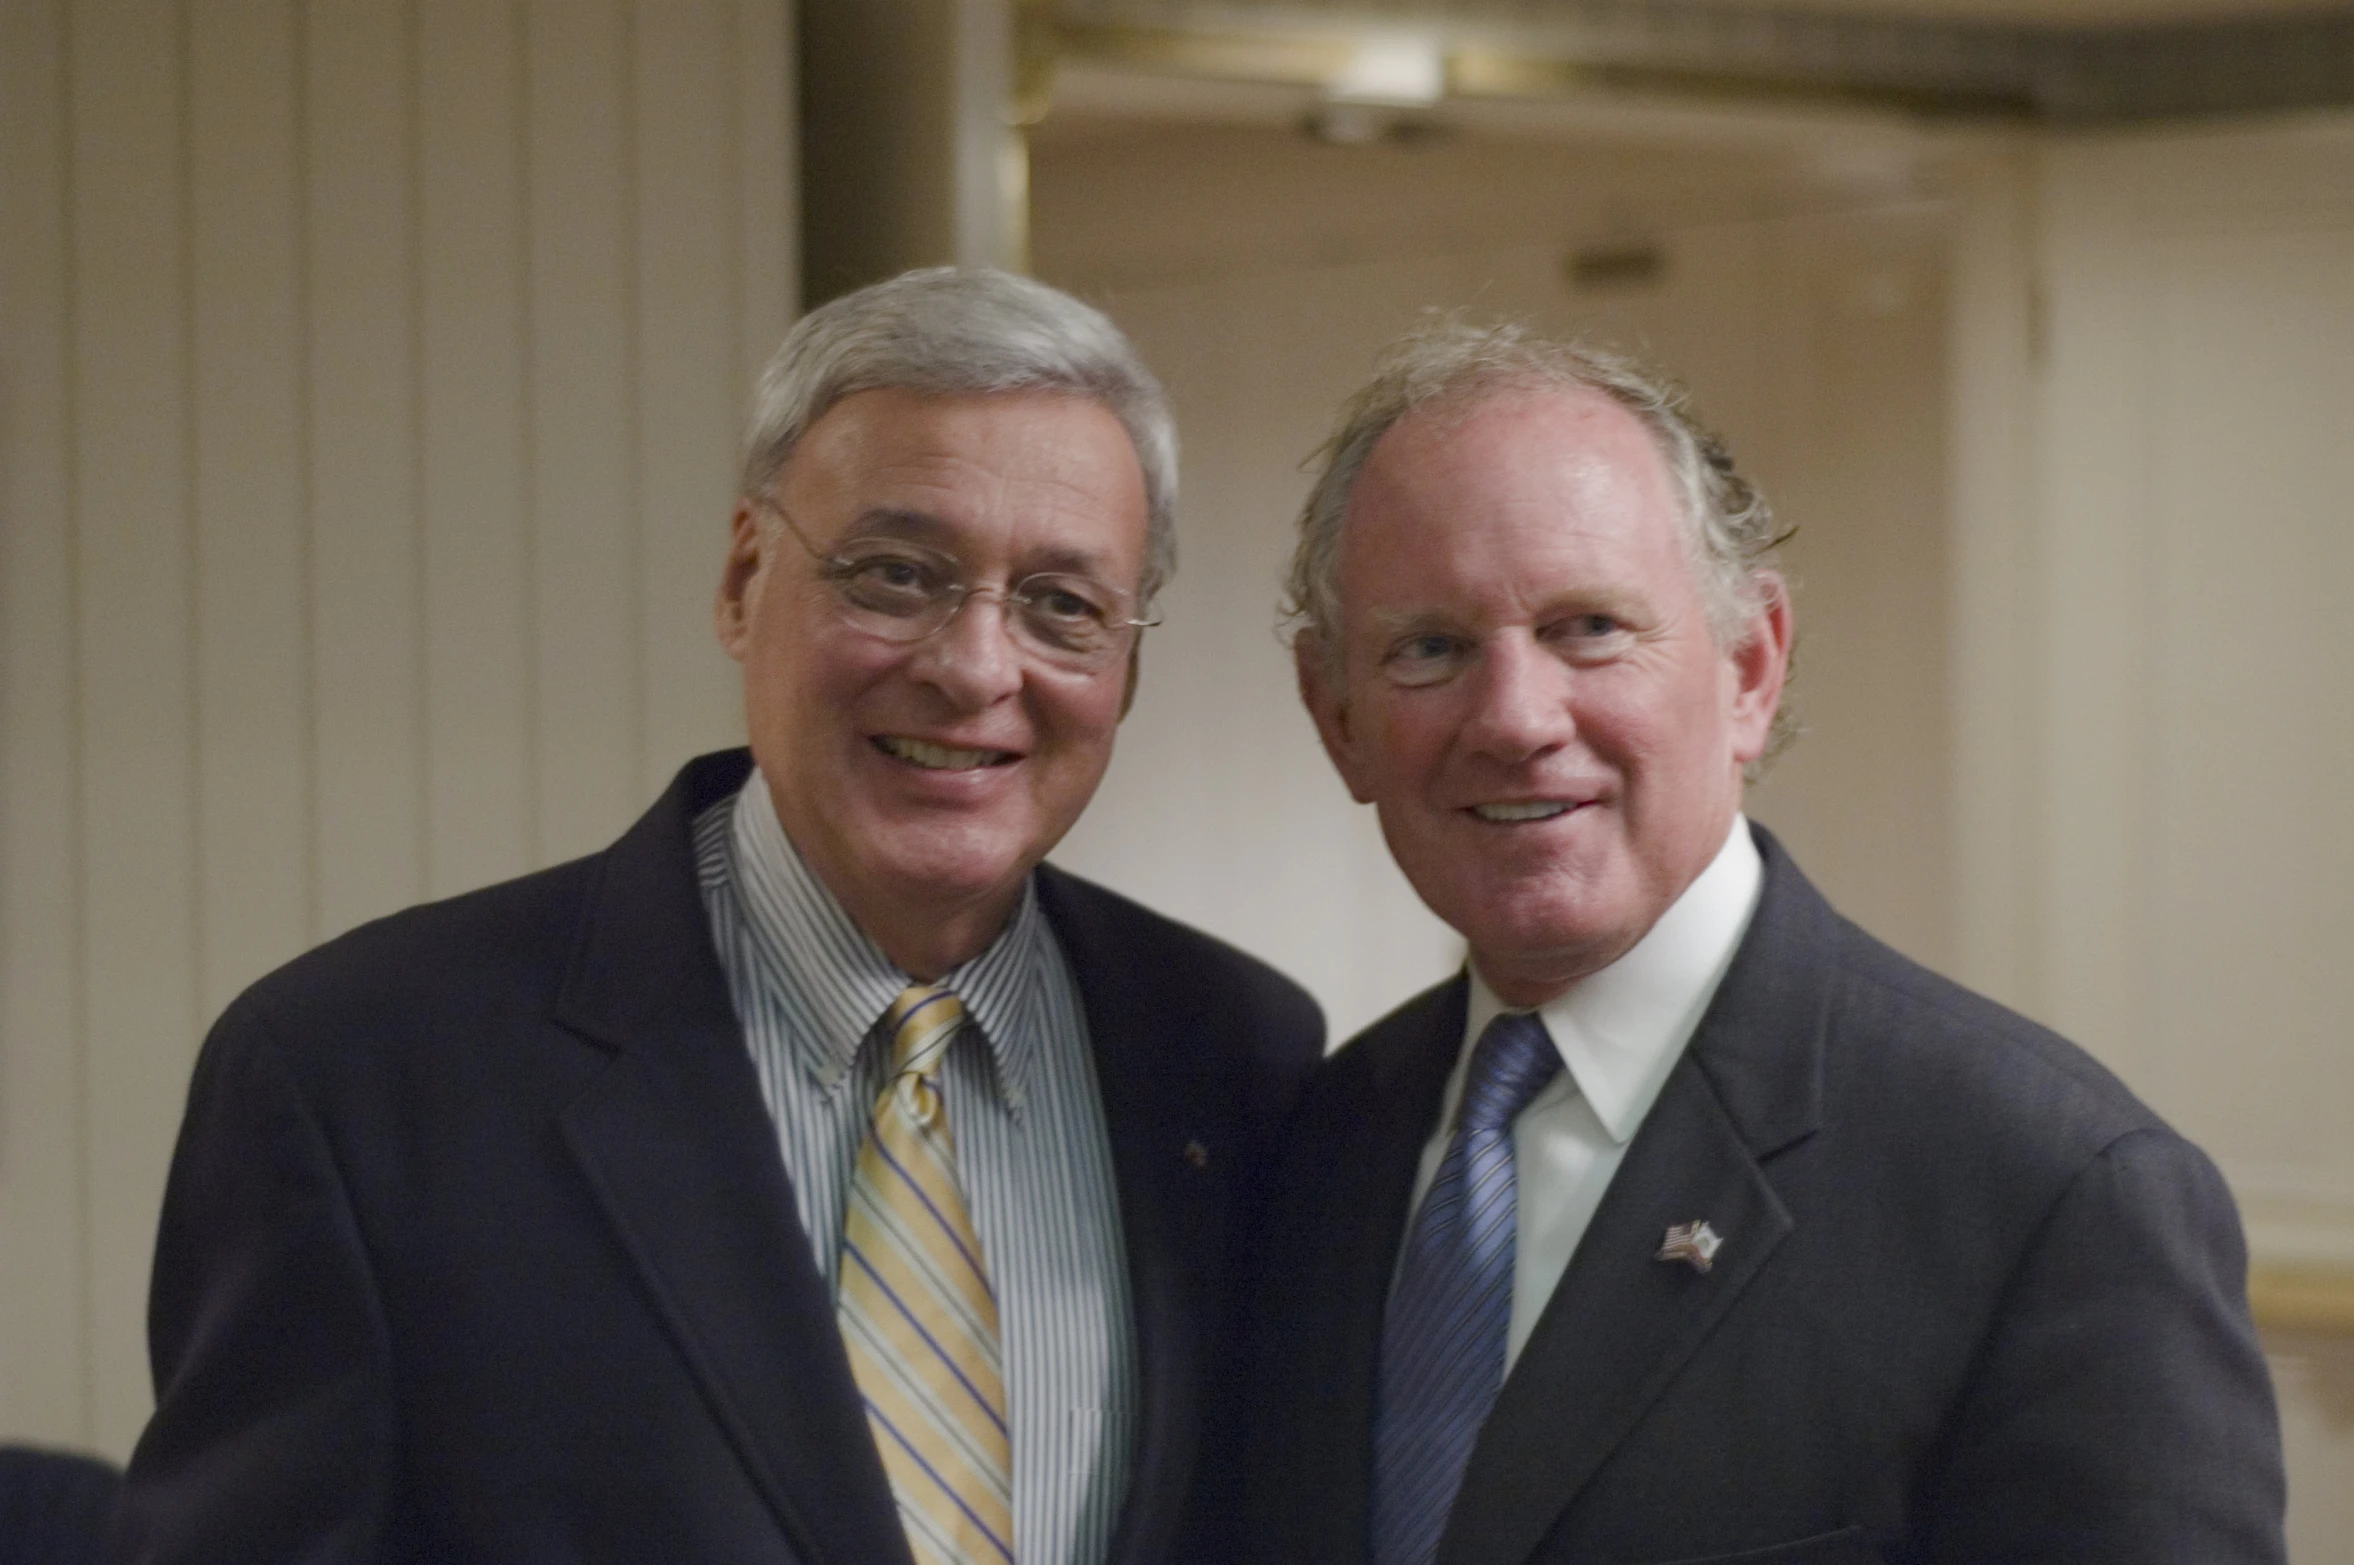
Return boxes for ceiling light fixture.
[1325,35,1445,108]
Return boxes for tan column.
[800,0,1030,305]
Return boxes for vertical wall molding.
[73,0,202,1448]
[0,0,791,1453]
[1,0,93,1445]
[1943,136,2045,1022]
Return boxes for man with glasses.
[116,269,1324,1565]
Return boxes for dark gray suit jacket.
[1246,825,2283,1565]
[113,750,1324,1564]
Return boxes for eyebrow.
[1364,606,1462,640]
[848,507,1119,582]
[1362,586,1654,640]
[847,507,957,546]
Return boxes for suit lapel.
[1440,1061,1794,1565]
[1308,979,1471,1561]
[1440,826,1835,1565]
[553,753,912,1565]
[1039,868,1214,1564]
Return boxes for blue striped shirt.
[695,774,1139,1565]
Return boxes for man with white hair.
[1245,322,2283,1565]
[115,268,1322,1565]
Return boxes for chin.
[871,816,1042,902]
[1455,883,1641,982]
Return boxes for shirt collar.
[1463,815,1763,1145]
[726,770,1045,1112]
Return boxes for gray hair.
[740,267,1178,604]
[1283,320,1793,756]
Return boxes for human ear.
[714,499,767,662]
[1724,572,1793,765]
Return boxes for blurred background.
[3,0,2349,1553]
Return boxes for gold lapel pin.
[1182,1139,1210,1169]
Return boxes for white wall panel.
[0,0,92,1447]
[2149,226,2354,1181]
[192,0,311,1015]
[71,0,202,1452]
[634,0,750,786]
[1944,141,2042,1015]
[1744,206,1953,971]
[527,0,643,865]
[308,0,427,939]
[419,0,533,899]
[2036,141,2163,1080]
[0,0,794,1455]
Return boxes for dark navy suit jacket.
[1246,825,2283,1565]
[114,750,1323,1564]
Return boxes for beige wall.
[0,0,793,1455]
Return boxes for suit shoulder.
[1822,912,2171,1155]
[222,852,607,1050]
[1035,862,1323,1041]
[1290,974,1464,1127]
[1340,974,1463,1049]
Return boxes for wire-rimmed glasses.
[754,495,1159,674]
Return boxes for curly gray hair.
[741,267,1178,603]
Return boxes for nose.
[906,589,1024,710]
[1460,634,1576,762]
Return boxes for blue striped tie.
[1374,1009,1563,1565]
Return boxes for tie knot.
[884,985,967,1079]
[1458,1010,1562,1135]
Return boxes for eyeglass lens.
[820,538,1138,666]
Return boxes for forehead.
[1337,386,1695,616]
[786,386,1148,566]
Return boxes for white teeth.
[877,736,1012,771]
[1474,801,1572,822]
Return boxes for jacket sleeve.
[111,997,401,1564]
[1916,1126,2286,1564]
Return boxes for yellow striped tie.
[839,986,1014,1565]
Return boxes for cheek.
[1355,694,1456,788]
[744,625,885,743]
[1049,684,1128,760]
[1582,663,1722,754]
[1014,664,1124,753]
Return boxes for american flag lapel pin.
[1656,1219,1724,1274]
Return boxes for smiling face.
[1299,387,1789,1006]
[716,386,1149,978]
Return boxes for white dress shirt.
[1401,817,1763,1371]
